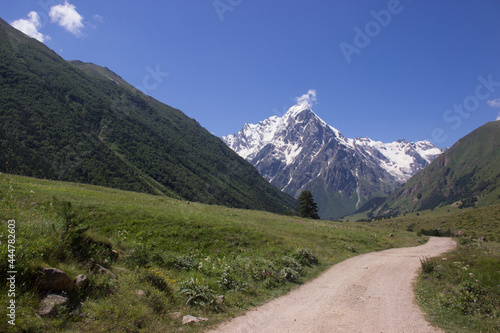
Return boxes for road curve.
[207,237,456,333]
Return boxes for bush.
[418,228,453,237]
[293,248,319,266]
[179,278,219,311]
[217,270,247,291]
[420,256,436,274]
[280,267,300,283]
[172,255,198,271]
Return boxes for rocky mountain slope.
[223,104,443,218]
[0,17,294,213]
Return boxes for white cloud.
[295,89,318,108]
[93,14,104,23]
[11,11,49,42]
[497,112,500,121]
[487,98,500,108]
[49,1,84,36]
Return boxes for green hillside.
[0,17,294,213]
[0,174,422,332]
[374,121,500,217]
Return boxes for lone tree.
[297,190,320,219]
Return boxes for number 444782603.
[7,220,16,270]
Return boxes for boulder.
[75,274,89,289]
[37,293,70,317]
[35,268,74,292]
[182,315,208,325]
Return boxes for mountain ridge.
[223,104,443,218]
[0,17,295,213]
[373,120,500,217]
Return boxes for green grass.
[370,204,500,242]
[415,241,500,332]
[0,174,423,332]
[363,204,500,332]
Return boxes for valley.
[0,8,499,332]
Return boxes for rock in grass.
[35,268,74,292]
[75,274,89,289]
[182,315,208,325]
[37,293,70,317]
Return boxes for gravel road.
[208,237,456,333]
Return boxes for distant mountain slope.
[223,104,442,218]
[374,120,500,217]
[0,17,294,213]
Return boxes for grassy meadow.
[0,174,423,332]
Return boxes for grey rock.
[75,274,89,289]
[37,293,70,317]
[182,315,208,325]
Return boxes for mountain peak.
[222,104,444,219]
[284,103,313,118]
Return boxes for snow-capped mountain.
[222,104,443,219]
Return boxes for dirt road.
[208,237,456,333]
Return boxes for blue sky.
[2,1,500,148]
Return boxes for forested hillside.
[0,18,294,213]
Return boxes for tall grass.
[0,174,422,332]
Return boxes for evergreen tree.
[297,191,320,219]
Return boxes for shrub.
[279,256,303,274]
[172,255,198,271]
[179,278,219,311]
[217,270,247,291]
[280,267,300,283]
[418,228,453,237]
[293,248,319,266]
[420,256,436,274]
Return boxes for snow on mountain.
[352,138,443,183]
[222,104,443,218]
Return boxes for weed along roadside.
[415,238,500,333]
[0,173,423,332]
